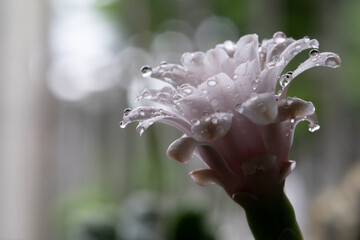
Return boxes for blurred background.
[0,0,359,239]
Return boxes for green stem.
[233,189,302,240]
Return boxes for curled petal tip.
[167,137,199,163]
[189,169,221,186]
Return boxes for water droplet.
[210,98,220,106]
[273,31,286,43]
[139,111,145,116]
[182,88,192,95]
[160,61,167,65]
[123,108,132,116]
[140,65,152,77]
[190,119,200,125]
[290,118,295,124]
[279,73,292,88]
[233,73,239,80]
[309,49,319,57]
[257,103,267,113]
[138,126,145,135]
[309,123,320,132]
[252,81,258,90]
[325,55,340,68]
[303,36,310,43]
[119,121,126,128]
[201,89,208,94]
[224,40,236,56]
[309,39,319,49]
[207,79,217,87]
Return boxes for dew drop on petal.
[273,31,286,43]
[182,88,192,95]
[233,73,239,80]
[303,36,310,43]
[140,65,152,77]
[119,121,126,128]
[309,123,320,132]
[207,79,217,87]
[279,73,293,88]
[309,39,319,49]
[325,55,341,68]
[138,126,145,135]
[309,49,319,57]
[224,40,236,57]
[290,118,295,124]
[139,110,145,116]
[123,108,132,116]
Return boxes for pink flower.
[121,32,340,198]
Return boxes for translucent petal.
[234,34,260,65]
[237,93,278,125]
[265,38,295,64]
[121,107,191,135]
[167,136,199,163]
[275,97,316,123]
[136,87,179,109]
[150,63,190,87]
[191,111,233,141]
[196,73,238,111]
[279,37,319,69]
[280,52,341,98]
[189,169,222,186]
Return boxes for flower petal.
[275,97,315,123]
[121,107,191,135]
[279,52,341,98]
[191,111,233,141]
[237,93,278,125]
[167,136,199,163]
[189,169,222,186]
[136,87,179,109]
[234,34,260,65]
[279,160,296,182]
[279,37,319,68]
[150,63,189,87]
